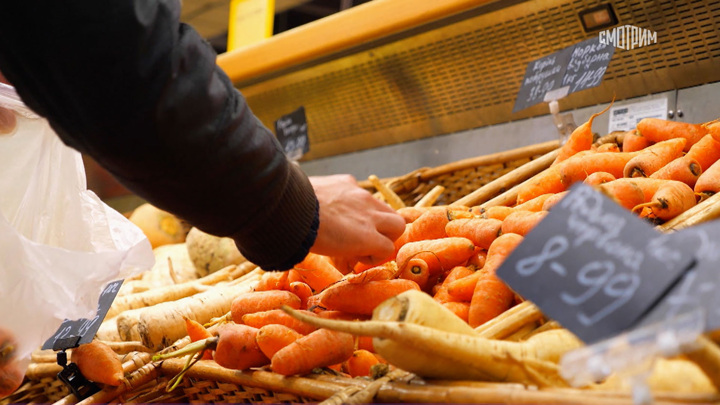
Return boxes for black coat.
[0,0,318,270]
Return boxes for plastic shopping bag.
[0,83,155,375]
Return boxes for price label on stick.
[42,280,124,350]
[496,184,694,344]
[561,37,614,95]
[274,106,309,161]
[512,47,573,113]
[639,221,720,331]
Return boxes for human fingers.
[373,211,406,242]
[355,230,396,266]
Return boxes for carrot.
[316,311,370,321]
[396,237,476,279]
[445,218,502,250]
[623,138,687,178]
[357,336,375,353]
[483,206,515,221]
[397,257,431,290]
[293,253,344,291]
[255,324,303,359]
[541,191,568,211]
[446,270,483,302]
[559,152,639,186]
[271,328,355,376]
[501,210,547,236]
[513,193,555,212]
[553,103,612,164]
[0,361,23,398]
[632,180,697,220]
[595,142,620,153]
[214,324,269,370]
[442,301,470,323]
[516,166,565,204]
[695,158,720,200]
[287,269,303,284]
[242,309,318,335]
[434,265,474,303]
[649,155,702,188]
[316,279,421,315]
[398,206,453,244]
[608,177,670,203]
[467,250,487,269]
[397,206,430,223]
[0,330,16,367]
[706,120,720,143]
[343,349,380,377]
[468,233,523,328]
[685,134,720,172]
[71,341,124,386]
[184,317,213,360]
[596,178,647,211]
[622,129,652,152]
[637,118,708,152]
[230,290,302,324]
[255,271,290,291]
[584,171,615,186]
[288,282,313,309]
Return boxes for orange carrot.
[395,237,476,279]
[446,270,483,302]
[316,311,370,321]
[695,158,720,200]
[513,193,555,212]
[434,265,474,303]
[230,290,302,324]
[349,261,398,281]
[399,206,453,243]
[553,103,612,164]
[541,191,568,211]
[482,206,515,221]
[0,330,16,367]
[595,143,620,153]
[255,324,303,359]
[706,120,720,144]
[357,336,375,353]
[343,349,380,377]
[686,134,720,172]
[632,180,697,220]
[214,324,269,370]
[559,152,639,186]
[467,250,487,269]
[293,253,344,291]
[317,279,421,315]
[622,129,652,152]
[255,271,290,292]
[649,155,702,188]
[501,210,547,237]
[442,301,470,323]
[271,328,355,376]
[397,257,431,290]
[242,309,318,335]
[287,269,303,284]
[184,317,213,360]
[397,206,430,223]
[623,138,687,178]
[288,282,314,309]
[0,362,23,398]
[445,218,502,250]
[71,341,124,386]
[468,233,523,327]
[584,171,615,186]
[609,177,671,203]
[596,178,647,211]
[637,118,708,152]
[516,167,565,204]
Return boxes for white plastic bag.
[0,83,155,367]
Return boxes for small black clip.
[55,337,100,400]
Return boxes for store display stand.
[560,309,705,405]
[52,336,99,401]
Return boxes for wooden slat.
[217,0,495,84]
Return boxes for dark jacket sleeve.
[0,0,318,270]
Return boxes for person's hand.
[309,174,405,267]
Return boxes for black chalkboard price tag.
[42,280,124,350]
[512,47,573,113]
[561,37,615,95]
[274,106,310,161]
[496,184,694,344]
[639,221,720,331]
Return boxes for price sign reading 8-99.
[496,184,694,344]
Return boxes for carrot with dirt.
[445,218,502,250]
[242,309,318,335]
[468,233,523,328]
[293,253,344,291]
[695,158,720,201]
[255,324,303,359]
[596,178,647,211]
[500,210,547,237]
[316,279,421,315]
[395,237,476,280]
[649,155,702,188]
[584,171,615,185]
[553,103,612,165]
[271,328,355,376]
[637,118,708,151]
[622,129,653,152]
[184,317,213,360]
[343,349,381,377]
[71,341,125,386]
[229,290,302,324]
[632,180,697,220]
[623,138,687,178]
[685,134,720,171]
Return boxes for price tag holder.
[496,184,694,344]
[42,280,124,350]
[513,37,614,113]
[639,221,720,331]
[274,107,310,161]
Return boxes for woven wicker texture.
[0,377,69,405]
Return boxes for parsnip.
[185,227,246,276]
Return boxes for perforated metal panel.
[238,0,720,160]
